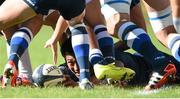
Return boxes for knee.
[106,13,130,36]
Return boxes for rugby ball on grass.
[32,64,64,87]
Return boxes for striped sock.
[9,27,33,69]
[89,48,108,65]
[118,21,168,72]
[94,25,115,64]
[70,23,90,82]
[168,34,180,62]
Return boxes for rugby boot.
[15,77,32,86]
[79,78,93,90]
[93,62,135,81]
[145,63,177,91]
[1,61,18,88]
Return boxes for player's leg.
[3,26,33,86]
[144,0,180,62]
[102,0,176,90]
[112,0,147,54]
[68,17,93,90]
[142,0,177,90]
[102,0,167,76]
[60,0,92,90]
[2,15,43,87]
[87,27,104,65]
[43,10,60,29]
[85,0,135,81]
[3,10,60,87]
[143,0,175,46]
[170,0,180,33]
[113,0,147,53]
[0,0,39,87]
[44,11,92,89]
[1,31,33,86]
[0,0,37,30]
[86,0,115,64]
[130,0,147,31]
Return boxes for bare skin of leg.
[115,2,148,50]
[1,15,43,86]
[43,10,60,29]
[3,15,43,40]
[84,0,107,50]
[130,3,147,31]
[84,0,106,28]
[1,11,61,84]
[106,13,130,38]
[170,0,180,18]
[0,0,36,30]
[85,0,126,67]
[143,0,177,47]
[87,26,99,49]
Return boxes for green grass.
[1,85,180,98]
[0,26,65,71]
[0,24,180,98]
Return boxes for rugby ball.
[32,64,64,87]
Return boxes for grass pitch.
[1,85,180,98]
[0,24,180,98]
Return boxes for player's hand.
[62,75,78,87]
[44,38,58,64]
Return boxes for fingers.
[51,44,58,64]
[44,40,51,48]
[44,39,58,64]
[44,44,50,48]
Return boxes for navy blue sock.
[118,22,169,73]
[89,48,108,65]
[94,25,115,64]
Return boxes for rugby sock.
[8,27,33,70]
[173,17,180,33]
[94,25,115,63]
[118,22,168,72]
[7,39,33,80]
[18,49,33,80]
[168,34,180,62]
[89,48,108,65]
[70,24,90,82]
[147,6,173,33]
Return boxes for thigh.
[20,15,43,36]
[143,0,170,11]
[43,10,60,29]
[130,3,147,31]
[0,0,36,30]
[85,0,106,28]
